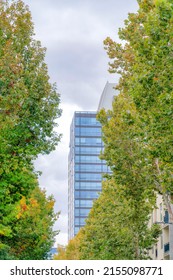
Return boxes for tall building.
[68,82,117,240]
[68,111,110,240]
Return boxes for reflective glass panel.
[75,117,100,126]
[75,191,100,199]
[75,173,103,180]
[75,182,101,189]
[75,199,93,207]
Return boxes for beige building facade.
[149,195,173,260]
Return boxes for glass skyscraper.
[68,111,110,240]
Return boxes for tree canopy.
[54,230,84,260]
[80,178,160,260]
[80,92,160,259]
[9,187,59,260]
[0,0,61,258]
[104,0,173,213]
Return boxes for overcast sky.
[24,0,139,246]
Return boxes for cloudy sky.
[24,0,138,246]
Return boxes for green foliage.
[53,245,66,260]
[0,0,61,158]
[7,187,59,260]
[0,0,61,257]
[80,92,160,259]
[104,0,173,199]
[0,245,16,260]
[80,179,160,260]
[54,230,84,260]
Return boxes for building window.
[160,203,162,222]
[155,248,158,258]
[160,233,163,249]
[75,199,93,207]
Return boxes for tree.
[0,0,61,157]
[0,157,38,255]
[64,230,83,260]
[54,230,84,260]
[80,179,160,260]
[104,0,173,219]
[9,187,59,260]
[79,92,160,260]
[0,0,61,255]
[53,245,66,260]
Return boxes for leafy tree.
[64,230,83,260]
[0,245,16,260]
[80,179,160,260]
[54,230,84,260]
[0,0,61,255]
[0,0,61,157]
[6,187,59,260]
[104,0,173,219]
[53,245,66,260]
[80,92,160,259]
[0,156,38,249]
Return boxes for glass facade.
[68,112,110,240]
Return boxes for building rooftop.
[98,82,118,111]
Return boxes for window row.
[75,199,94,207]
[75,173,103,180]
[75,181,102,189]
[75,137,102,145]
[75,146,102,154]
[75,127,101,136]
[75,155,106,164]
[75,164,108,172]
[75,117,100,126]
[75,191,100,199]
[75,208,91,216]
